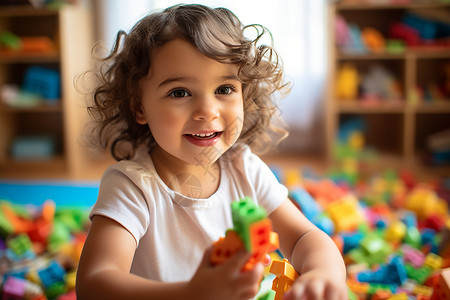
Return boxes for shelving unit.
[326,0,450,175]
[0,4,111,179]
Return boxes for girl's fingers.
[220,249,252,275]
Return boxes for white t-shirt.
[90,143,288,282]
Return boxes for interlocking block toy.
[231,197,267,251]
[326,194,365,232]
[425,253,443,270]
[211,230,244,266]
[211,197,279,271]
[7,233,34,257]
[432,268,450,300]
[357,256,406,286]
[38,260,66,288]
[405,188,447,220]
[269,259,298,300]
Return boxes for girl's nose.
[192,95,220,121]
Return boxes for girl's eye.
[169,89,190,98]
[215,85,236,95]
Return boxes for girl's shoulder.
[222,143,264,166]
[102,148,157,185]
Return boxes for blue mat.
[0,180,99,208]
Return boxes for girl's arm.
[269,198,348,300]
[76,215,263,300]
[76,215,188,300]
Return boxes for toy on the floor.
[211,197,279,271]
[269,258,298,300]
[0,199,88,299]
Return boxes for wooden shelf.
[338,48,450,60]
[336,1,450,10]
[0,52,60,63]
[0,102,62,113]
[0,6,59,17]
[0,5,108,180]
[337,101,406,113]
[325,1,450,169]
[412,102,450,113]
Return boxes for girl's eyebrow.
[158,77,186,88]
[222,75,241,82]
[158,74,241,88]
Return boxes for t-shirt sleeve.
[90,163,150,246]
[238,145,289,215]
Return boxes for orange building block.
[269,259,298,300]
[211,230,243,266]
[431,268,450,300]
[211,220,279,271]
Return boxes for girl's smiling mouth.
[184,132,222,146]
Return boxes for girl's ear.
[135,105,148,125]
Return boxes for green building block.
[231,197,267,251]
[7,233,33,256]
[405,264,432,284]
[348,234,392,266]
[0,205,13,237]
[0,31,21,50]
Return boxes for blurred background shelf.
[326,0,450,171]
[0,4,111,179]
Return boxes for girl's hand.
[187,246,264,300]
[284,269,348,300]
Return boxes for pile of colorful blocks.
[269,157,450,299]
[0,199,88,299]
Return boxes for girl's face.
[137,38,244,166]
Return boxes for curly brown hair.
[84,4,289,161]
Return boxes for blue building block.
[38,260,65,288]
[290,189,321,220]
[357,256,407,286]
[22,66,60,101]
[290,189,334,235]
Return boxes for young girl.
[76,4,347,300]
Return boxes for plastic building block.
[425,253,443,270]
[20,36,54,53]
[384,221,406,243]
[403,226,422,248]
[269,259,298,300]
[0,31,21,50]
[38,260,66,288]
[347,279,369,299]
[7,233,34,257]
[211,230,244,266]
[22,66,60,101]
[371,289,392,300]
[349,234,392,266]
[211,197,279,271]
[58,290,77,300]
[231,197,267,251]
[405,188,447,220]
[326,195,365,233]
[357,256,406,286]
[402,244,426,268]
[0,206,14,237]
[3,276,26,299]
[1,202,32,234]
[2,276,43,300]
[405,265,432,284]
[432,268,450,300]
[361,27,385,53]
[289,188,334,235]
[335,63,359,100]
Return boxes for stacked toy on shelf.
[335,3,450,104]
